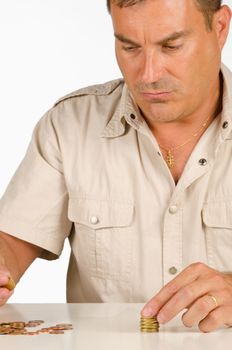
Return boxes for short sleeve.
[0,107,72,260]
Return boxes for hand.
[0,265,15,306]
[141,262,232,332]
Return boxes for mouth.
[141,91,172,101]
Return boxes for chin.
[141,105,179,123]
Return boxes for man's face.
[111,0,229,125]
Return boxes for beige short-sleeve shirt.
[1,64,232,303]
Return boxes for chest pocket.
[202,201,232,272]
[68,196,134,282]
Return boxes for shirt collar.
[219,64,232,140]
[101,83,144,138]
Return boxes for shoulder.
[53,78,124,107]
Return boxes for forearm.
[0,231,42,284]
[0,235,21,283]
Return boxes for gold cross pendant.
[166,150,174,169]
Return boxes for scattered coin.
[0,320,73,336]
[49,330,65,334]
[140,316,160,332]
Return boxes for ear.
[213,5,231,50]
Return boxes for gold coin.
[49,330,65,334]
[140,316,160,333]
[11,322,25,329]
[3,277,16,291]
[0,319,73,336]
[140,322,159,326]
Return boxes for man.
[0,0,231,332]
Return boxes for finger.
[182,294,220,328]
[0,275,16,292]
[141,264,214,320]
[0,274,10,286]
[0,288,13,306]
[141,263,209,317]
[0,264,16,290]
[0,268,15,306]
[0,265,11,286]
[156,276,225,324]
[198,306,232,333]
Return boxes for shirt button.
[90,216,99,225]
[222,121,228,129]
[169,205,178,214]
[169,266,178,275]
[199,158,207,166]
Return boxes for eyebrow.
[114,30,191,46]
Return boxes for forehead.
[111,0,205,40]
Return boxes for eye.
[163,44,182,51]
[122,46,139,52]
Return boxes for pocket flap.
[202,201,232,228]
[68,196,134,228]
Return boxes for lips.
[141,91,172,101]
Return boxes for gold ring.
[208,295,218,308]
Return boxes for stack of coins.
[0,320,73,336]
[140,316,159,332]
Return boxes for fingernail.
[141,306,154,317]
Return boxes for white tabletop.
[0,303,231,349]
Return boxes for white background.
[0,1,232,303]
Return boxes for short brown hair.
[106,0,222,30]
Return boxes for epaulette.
[54,78,123,107]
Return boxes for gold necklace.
[159,115,211,169]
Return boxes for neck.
[149,74,223,148]
[144,74,223,182]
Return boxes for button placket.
[163,203,182,284]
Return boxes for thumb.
[0,266,15,290]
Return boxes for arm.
[0,231,42,305]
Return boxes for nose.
[140,50,164,84]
